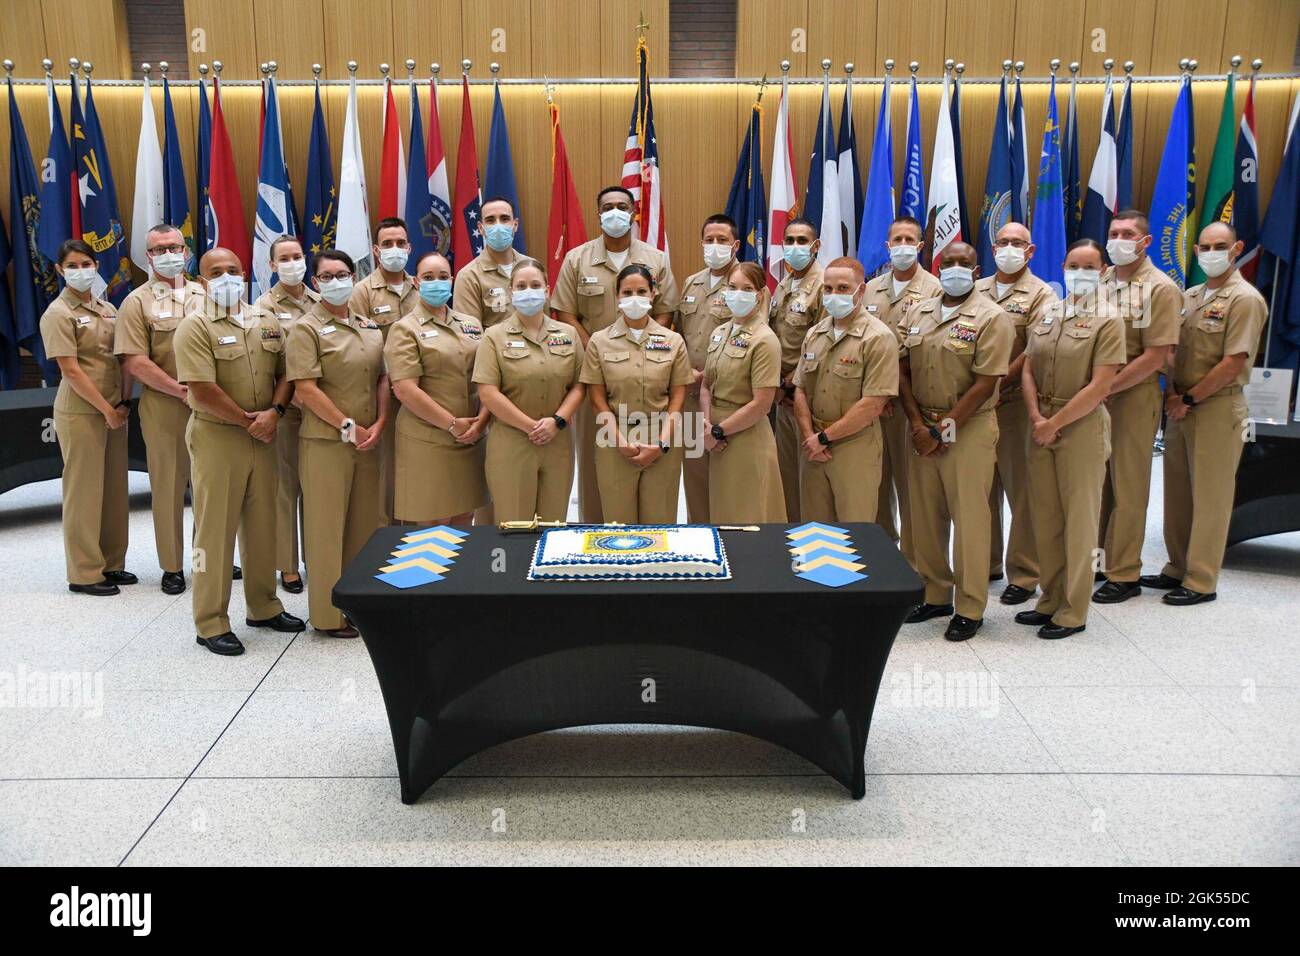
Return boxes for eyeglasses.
[993,239,1030,249]
[149,244,186,255]
[317,272,352,282]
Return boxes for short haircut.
[1199,220,1237,243]
[616,263,656,292]
[269,235,302,259]
[597,185,635,207]
[375,217,408,237]
[481,196,515,215]
[784,217,818,239]
[57,238,97,265]
[701,214,739,240]
[313,248,355,275]
[146,223,182,241]
[1112,209,1150,234]
[825,256,865,282]
[889,215,924,239]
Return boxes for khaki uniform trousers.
[1098,377,1162,581]
[1026,402,1110,628]
[379,415,397,525]
[878,403,913,559]
[774,400,803,524]
[907,409,999,620]
[186,417,283,638]
[300,437,383,631]
[275,405,303,572]
[707,400,787,524]
[989,399,1038,588]
[139,387,191,573]
[55,411,129,585]
[1160,390,1247,594]
[575,405,602,523]
[800,421,882,523]
[487,423,574,523]
[596,444,684,524]
[682,390,709,522]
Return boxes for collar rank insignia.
[949,323,979,343]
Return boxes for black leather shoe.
[161,571,186,595]
[232,565,243,580]
[1000,584,1035,605]
[988,571,1004,582]
[1140,573,1182,590]
[196,632,245,656]
[103,570,138,586]
[246,611,306,632]
[904,602,954,624]
[1163,587,1217,606]
[1039,623,1085,639]
[1014,609,1053,626]
[279,572,304,594]
[315,625,359,639]
[944,615,983,641]
[1094,571,1107,583]
[1092,579,1141,604]
[68,581,119,596]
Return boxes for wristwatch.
[658,441,671,455]
[340,418,355,441]
[272,403,286,417]
[928,424,944,441]
[711,423,726,442]
[1181,392,1198,407]
[817,430,832,447]
[552,414,568,430]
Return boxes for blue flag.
[196,75,212,254]
[7,77,56,385]
[1260,100,1300,372]
[1010,76,1030,225]
[724,102,767,264]
[899,74,925,223]
[35,78,74,269]
[75,77,131,304]
[1080,74,1118,243]
[161,76,193,258]
[976,75,1013,276]
[950,76,970,242]
[836,78,863,257]
[805,85,832,239]
[1149,76,1195,286]
[252,76,294,298]
[403,79,434,265]
[1063,77,1082,243]
[858,76,894,275]
[1116,75,1134,210]
[1030,73,1066,291]
[483,82,525,253]
[302,78,336,268]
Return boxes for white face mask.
[1106,237,1141,266]
[378,247,410,273]
[1063,268,1101,297]
[600,209,633,238]
[318,277,354,306]
[208,273,246,308]
[994,246,1027,274]
[276,258,307,286]
[823,289,860,320]
[939,266,975,297]
[1196,249,1233,278]
[723,289,758,318]
[702,243,734,270]
[151,251,187,279]
[62,266,98,293]
[619,295,653,321]
[512,288,547,316]
[888,243,919,271]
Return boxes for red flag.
[547,100,587,288]
[378,78,406,220]
[208,77,251,271]
[451,76,483,274]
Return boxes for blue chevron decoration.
[375,525,470,589]
[786,522,868,588]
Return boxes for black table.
[334,523,924,803]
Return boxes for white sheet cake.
[528,526,731,581]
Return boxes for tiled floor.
[1,460,1296,866]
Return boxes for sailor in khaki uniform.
[770,217,824,524]
[114,224,204,593]
[582,264,693,524]
[291,250,390,639]
[860,216,941,558]
[451,196,525,328]
[1017,240,1126,639]
[473,260,585,522]
[384,252,489,525]
[550,185,679,523]
[347,217,418,525]
[40,240,133,595]
[1147,224,1267,605]
[252,236,319,593]
[175,248,304,656]
[792,257,898,522]
[976,222,1056,604]
[673,214,740,522]
[702,261,786,524]
[1093,210,1182,603]
[898,242,1013,641]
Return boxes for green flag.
[1190,72,1236,285]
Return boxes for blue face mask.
[783,244,814,270]
[420,278,452,307]
[484,223,515,253]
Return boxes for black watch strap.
[273,403,287,417]
[928,424,943,441]
[817,430,831,447]
[553,414,567,429]
[1182,392,1197,407]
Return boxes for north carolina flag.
[74,76,131,303]
[451,74,483,274]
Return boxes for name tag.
[908,326,920,335]
[217,335,237,345]
[319,325,337,335]
[683,295,696,304]
[804,351,816,360]
[487,287,505,298]
[420,329,439,339]
[507,339,527,349]
[373,305,392,314]
[866,304,878,313]
[278,312,292,319]
[580,276,600,285]
[157,310,173,319]
[1042,316,1054,326]
[75,316,92,326]
[711,332,724,343]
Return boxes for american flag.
[621,37,667,253]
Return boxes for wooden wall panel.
[184,0,258,80]
[1218,0,1300,74]
[459,0,531,78]
[875,0,945,78]
[323,0,394,79]
[254,0,326,80]
[392,0,464,77]
[1014,0,1085,73]
[40,0,132,79]
[944,0,1018,77]
[0,0,50,78]
[600,0,670,77]
[532,0,600,77]
[807,0,878,80]
[1149,0,1228,76]
[1080,0,1157,76]
[736,0,807,77]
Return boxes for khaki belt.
[1037,393,1072,408]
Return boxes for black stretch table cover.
[335,523,924,803]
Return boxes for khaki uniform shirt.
[113,279,207,383]
[287,304,386,439]
[770,262,824,377]
[579,317,693,416]
[451,248,525,327]
[40,289,121,415]
[347,269,419,340]
[472,313,581,420]
[550,236,680,336]
[793,304,899,435]
[975,270,1057,403]
[1100,255,1182,380]
[1174,270,1268,394]
[702,316,781,407]
[862,268,943,343]
[675,266,733,370]
[1025,297,1128,402]
[900,292,1014,418]
[174,300,286,426]
[253,282,321,332]
[383,304,485,445]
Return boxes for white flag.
[816,73,843,265]
[130,76,165,272]
[766,75,796,288]
[337,73,372,274]
[927,74,963,269]
[1086,75,1118,216]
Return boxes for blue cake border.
[529,525,731,581]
